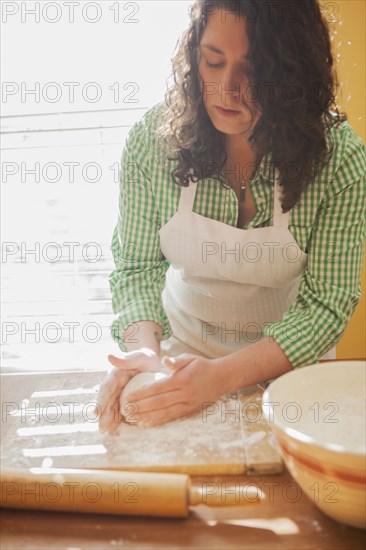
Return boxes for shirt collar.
[257,151,275,183]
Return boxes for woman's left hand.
[122,353,226,427]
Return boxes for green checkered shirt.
[109,102,366,367]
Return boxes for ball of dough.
[119,372,168,424]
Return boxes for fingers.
[94,368,130,434]
[108,349,161,373]
[133,401,194,428]
[96,369,128,413]
[123,384,182,412]
[161,353,197,372]
[119,356,196,415]
[108,353,138,370]
[98,393,124,434]
[107,354,126,367]
[95,350,197,434]
[108,348,157,364]
[95,349,163,435]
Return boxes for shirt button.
[257,198,264,204]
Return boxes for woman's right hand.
[95,348,164,435]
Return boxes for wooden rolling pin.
[0,467,263,518]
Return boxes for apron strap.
[178,181,197,212]
[273,169,290,227]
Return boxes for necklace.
[239,177,246,202]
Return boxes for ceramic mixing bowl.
[262,361,366,529]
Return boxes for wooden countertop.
[1,372,365,550]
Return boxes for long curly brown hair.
[154,0,347,212]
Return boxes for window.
[1,1,191,373]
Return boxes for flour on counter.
[1,372,283,475]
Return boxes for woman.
[96,0,366,432]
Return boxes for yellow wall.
[328,1,366,358]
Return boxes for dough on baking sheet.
[119,372,169,423]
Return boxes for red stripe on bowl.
[278,437,366,485]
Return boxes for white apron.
[159,170,336,361]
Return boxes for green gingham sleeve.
[264,126,366,367]
[109,117,172,352]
